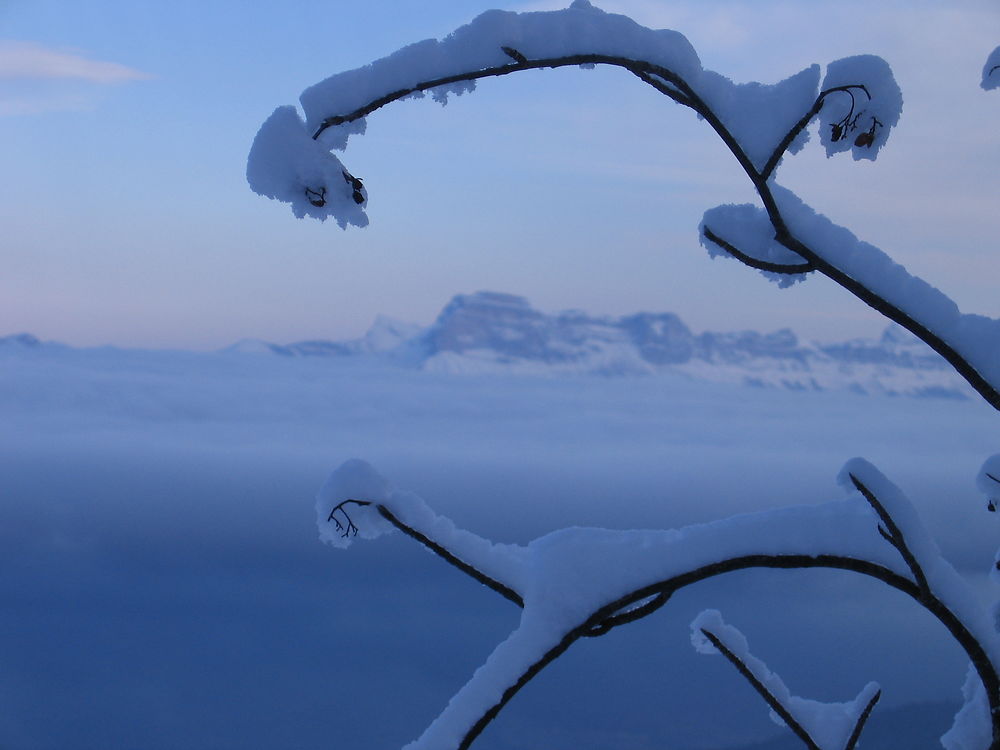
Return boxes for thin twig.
[700,627,822,750]
[848,473,929,594]
[327,498,371,538]
[702,225,815,275]
[843,688,881,750]
[376,504,524,607]
[761,84,870,180]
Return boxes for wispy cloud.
[0,40,150,83]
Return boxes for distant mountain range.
[217,291,970,400]
[1,291,970,399]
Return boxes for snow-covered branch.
[315,459,1000,750]
[692,610,881,750]
[248,1,1000,410]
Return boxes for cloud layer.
[0,40,149,82]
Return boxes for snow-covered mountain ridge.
[228,291,969,399]
[3,291,969,399]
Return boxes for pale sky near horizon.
[1,0,998,350]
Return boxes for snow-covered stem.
[310,50,695,141]
[844,691,882,750]
[759,84,870,180]
[698,626,881,750]
[849,474,930,594]
[702,225,816,275]
[698,627,824,750]
[375,504,524,607]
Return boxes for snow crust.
[317,457,999,750]
[691,609,880,750]
[982,46,1000,91]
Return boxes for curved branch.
[762,84,871,180]
[327,498,371,538]
[376,504,524,607]
[702,224,816,275]
[699,627,822,750]
[311,50,698,141]
[453,552,1000,750]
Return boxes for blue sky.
[1,0,998,349]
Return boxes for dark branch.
[629,69,694,107]
[375,504,524,608]
[764,219,1000,412]
[987,472,1000,486]
[700,627,822,750]
[702,225,815,275]
[583,592,670,637]
[848,473,929,594]
[311,52,702,140]
[844,689,881,750]
[990,65,1000,77]
[762,84,870,180]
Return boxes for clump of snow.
[699,203,810,287]
[246,106,368,227]
[691,609,880,750]
[819,55,902,161]
[982,46,1000,91]
[315,459,396,547]
[696,64,819,173]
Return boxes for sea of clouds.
[1,343,996,748]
